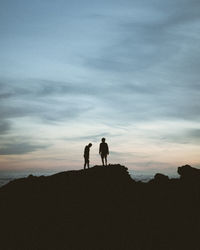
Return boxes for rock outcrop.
[178,164,200,182]
[0,164,199,250]
[149,173,169,184]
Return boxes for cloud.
[85,3,177,73]
[188,129,200,138]
[1,73,200,131]
[77,2,200,124]
[0,142,48,155]
[128,161,174,170]
[0,121,10,135]
[160,128,200,144]
[63,132,116,142]
[0,78,95,124]
[1,1,200,127]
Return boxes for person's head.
[101,138,106,142]
[88,143,92,147]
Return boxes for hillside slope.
[0,164,200,250]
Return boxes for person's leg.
[84,157,87,169]
[87,159,90,168]
[84,158,86,169]
[101,154,104,166]
[105,155,107,166]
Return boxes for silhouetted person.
[84,143,92,169]
[99,138,109,166]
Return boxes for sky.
[0,0,200,174]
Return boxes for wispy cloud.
[0,121,10,135]
[63,132,111,142]
[160,129,200,144]
[0,142,48,155]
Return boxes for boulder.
[149,173,169,184]
[178,165,200,181]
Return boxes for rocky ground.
[0,164,200,250]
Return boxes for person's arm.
[99,143,101,154]
[107,144,109,154]
[84,146,86,157]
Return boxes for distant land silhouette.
[0,164,200,250]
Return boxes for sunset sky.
[0,0,200,174]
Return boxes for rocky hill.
[0,164,200,250]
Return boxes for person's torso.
[84,146,90,156]
[100,142,108,154]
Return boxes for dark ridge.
[0,164,200,250]
[0,164,132,193]
[148,173,170,184]
[178,164,200,181]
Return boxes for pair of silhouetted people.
[83,138,109,169]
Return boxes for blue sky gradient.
[0,0,200,173]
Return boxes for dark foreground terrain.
[0,164,200,250]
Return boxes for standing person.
[99,138,109,166]
[84,143,92,169]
